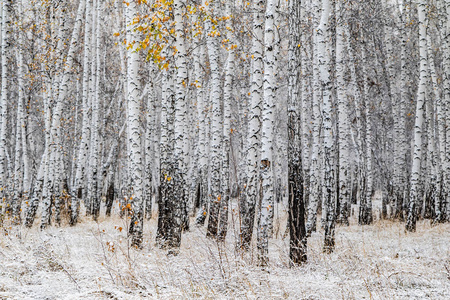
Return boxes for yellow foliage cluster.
[132,0,236,69]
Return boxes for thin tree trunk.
[406,0,427,232]
[205,0,223,239]
[126,0,144,247]
[71,0,92,225]
[87,0,101,220]
[336,0,350,226]
[288,0,307,265]
[257,0,276,266]
[0,0,10,215]
[306,0,322,236]
[317,0,335,253]
[218,0,235,241]
[240,0,264,249]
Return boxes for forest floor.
[0,202,449,299]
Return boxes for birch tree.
[257,0,276,265]
[317,0,335,253]
[306,0,322,236]
[71,0,92,225]
[0,0,10,215]
[125,0,144,247]
[240,0,264,249]
[11,0,27,224]
[218,0,235,240]
[87,0,101,220]
[406,0,427,232]
[205,0,223,238]
[287,0,307,265]
[336,0,350,226]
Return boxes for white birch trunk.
[87,0,100,219]
[300,0,311,214]
[205,0,223,238]
[126,0,144,247]
[0,0,10,214]
[145,66,156,220]
[406,0,427,231]
[257,0,276,265]
[306,0,322,236]
[72,0,92,225]
[444,0,450,221]
[218,0,235,240]
[241,0,264,248]
[428,32,445,222]
[317,0,335,253]
[361,44,373,225]
[397,4,409,219]
[12,0,26,223]
[171,0,188,245]
[336,0,350,225]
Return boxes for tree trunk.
[306,0,322,236]
[257,0,276,266]
[205,0,223,239]
[126,0,144,247]
[287,0,307,266]
[72,0,92,226]
[317,0,335,253]
[336,0,350,226]
[0,0,10,216]
[218,0,235,241]
[406,0,427,232]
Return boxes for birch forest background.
[0,0,450,298]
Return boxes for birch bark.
[0,0,10,214]
[71,0,92,225]
[306,0,322,236]
[336,0,350,226]
[406,0,427,231]
[287,0,307,265]
[240,0,264,248]
[205,0,223,238]
[218,0,235,240]
[257,0,276,265]
[317,0,335,253]
[126,0,144,247]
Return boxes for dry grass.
[0,203,449,299]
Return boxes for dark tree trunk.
[156,171,171,247]
[239,191,256,250]
[288,152,307,264]
[69,186,83,226]
[382,191,388,220]
[286,0,307,265]
[394,191,404,221]
[145,182,152,220]
[195,178,207,225]
[423,186,435,219]
[105,182,115,217]
[207,192,220,238]
[91,179,100,221]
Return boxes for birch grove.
[0,0,449,268]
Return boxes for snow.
[1,209,449,299]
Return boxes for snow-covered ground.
[1,210,449,299]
